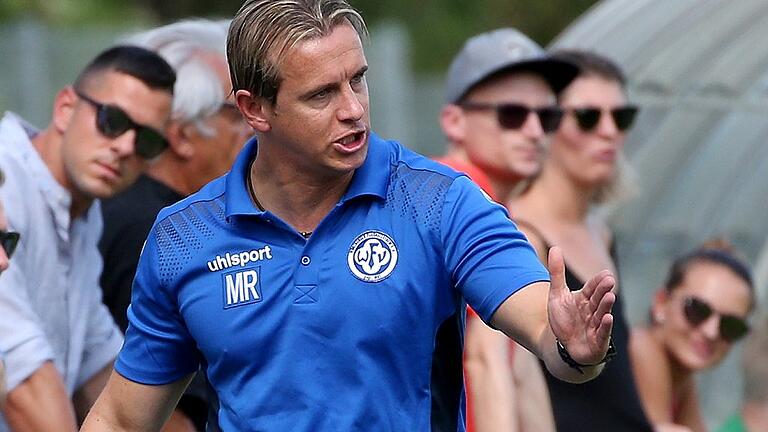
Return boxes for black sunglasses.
[565,105,639,132]
[75,90,169,160]
[682,296,749,342]
[1,230,20,259]
[460,102,564,133]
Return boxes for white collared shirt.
[0,112,123,430]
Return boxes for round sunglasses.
[75,90,169,160]
[459,102,564,133]
[1,229,20,259]
[682,296,749,342]
[563,105,639,133]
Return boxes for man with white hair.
[99,19,251,431]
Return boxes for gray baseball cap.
[445,28,579,103]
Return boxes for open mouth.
[334,130,367,154]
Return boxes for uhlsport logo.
[347,230,398,282]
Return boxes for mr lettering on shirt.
[205,245,273,308]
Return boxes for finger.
[581,269,612,299]
[547,246,567,299]
[592,291,616,328]
[588,274,616,312]
[596,313,614,345]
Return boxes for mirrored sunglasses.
[460,102,564,133]
[75,90,169,159]
[0,230,20,259]
[682,296,750,342]
[566,105,639,132]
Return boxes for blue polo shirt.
[116,133,549,431]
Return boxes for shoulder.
[155,176,227,224]
[630,327,668,368]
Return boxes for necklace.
[248,174,313,239]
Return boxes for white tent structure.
[552,0,768,426]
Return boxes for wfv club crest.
[347,230,398,282]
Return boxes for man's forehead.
[82,70,173,127]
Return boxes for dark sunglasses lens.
[496,105,530,130]
[612,107,639,131]
[537,108,564,133]
[719,316,749,342]
[573,108,601,131]
[98,105,132,138]
[1,232,20,258]
[135,129,168,159]
[683,297,711,326]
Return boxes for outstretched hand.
[546,246,615,365]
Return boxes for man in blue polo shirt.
[83,1,618,430]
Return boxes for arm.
[491,247,616,384]
[74,363,113,424]
[0,357,5,407]
[81,370,192,432]
[2,361,78,432]
[513,346,556,432]
[464,314,518,432]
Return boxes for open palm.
[546,247,616,365]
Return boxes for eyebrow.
[300,65,368,101]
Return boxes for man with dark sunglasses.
[0,45,174,432]
[437,28,578,204]
[98,19,251,432]
[436,28,578,432]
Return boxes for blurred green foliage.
[0,0,597,72]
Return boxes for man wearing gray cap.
[438,27,577,203]
[436,28,578,432]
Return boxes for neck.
[743,401,768,432]
[147,157,195,197]
[249,148,353,234]
[31,126,92,220]
[521,164,593,223]
[444,147,523,202]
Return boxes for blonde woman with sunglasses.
[631,242,754,432]
[510,50,648,431]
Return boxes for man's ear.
[236,90,272,133]
[52,86,78,134]
[439,104,467,144]
[165,121,195,160]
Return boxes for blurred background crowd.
[0,0,767,430]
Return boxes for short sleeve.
[440,176,549,323]
[114,228,201,385]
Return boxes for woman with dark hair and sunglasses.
[510,50,650,431]
[0,167,17,274]
[631,241,754,432]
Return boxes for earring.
[654,311,665,324]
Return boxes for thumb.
[547,246,568,299]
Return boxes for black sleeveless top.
[516,221,652,432]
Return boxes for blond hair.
[227,0,367,104]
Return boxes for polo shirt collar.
[224,132,391,218]
[225,136,261,218]
[340,131,390,203]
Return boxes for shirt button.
[300,256,311,266]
